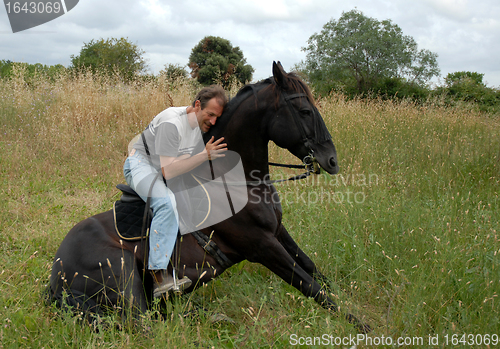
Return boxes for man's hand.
[205,136,227,160]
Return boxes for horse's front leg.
[276,224,330,284]
[254,234,370,333]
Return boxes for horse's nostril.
[329,158,337,168]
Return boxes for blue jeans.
[123,151,179,270]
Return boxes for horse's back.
[49,210,125,300]
[52,210,115,265]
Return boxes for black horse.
[48,62,369,333]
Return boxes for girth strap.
[191,231,234,270]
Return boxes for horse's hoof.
[210,313,235,324]
[357,322,372,334]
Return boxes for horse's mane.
[203,72,315,143]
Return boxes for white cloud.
[1,0,500,86]
[422,0,470,21]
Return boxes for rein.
[196,153,320,187]
[265,153,321,185]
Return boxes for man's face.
[196,98,224,133]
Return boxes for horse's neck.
[219,102,272,181]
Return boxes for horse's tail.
[44,284,103,323]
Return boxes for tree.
[70,37,147,81]
[445,71,485,87]
[438,71,500,112]
[159,63,188,80]
[0,60,13,78]
[0,60,66,82]
[189,36,254,87]
[301,10,440,96]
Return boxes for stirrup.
[153,277,192,298]
[153,268,192,298]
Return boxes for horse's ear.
[273,61,289,89]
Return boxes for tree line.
[297,10,499,113]
[1,35,253,86]
[2,9,499,113]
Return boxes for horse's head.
[267,62,339,175]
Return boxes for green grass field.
[1,70,499,348]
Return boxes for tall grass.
[1,70,499,348]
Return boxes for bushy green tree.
[189,36,254,87]
[435,71,500,113]
[301,10,439,97]
[159,63,188,80]
[445,71,485,88]
[70,37,147,81]
[0,60,14,78]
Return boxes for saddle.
[113,184,152,241]
[112,180,211,240]
[113,183,233,269]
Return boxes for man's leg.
[124,153,191,296]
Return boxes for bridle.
[282,92,315,152]
[262,90,321,184]
[197,89,322,186]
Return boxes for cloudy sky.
[1,0,499,87]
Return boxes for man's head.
[192,85,228,132]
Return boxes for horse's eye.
[300,109,312,117]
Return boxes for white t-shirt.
[133,107,203,169]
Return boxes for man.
[123,85,228,297]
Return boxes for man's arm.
[160,136,227,180]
